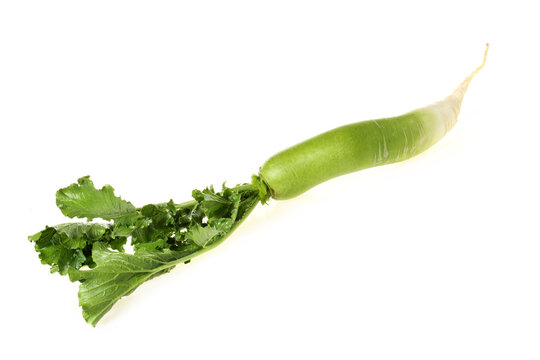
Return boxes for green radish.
[29,45,488,326]
[260,44,489,199]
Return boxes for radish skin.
[260,45,489,200]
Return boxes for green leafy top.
[56,176,137,221]
[29,176,263,326]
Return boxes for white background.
[1,1,539,359]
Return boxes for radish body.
[260,45,488,200]
[29,46,489,326]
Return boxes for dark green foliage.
[29,176,262,326]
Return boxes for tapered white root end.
[461,43,489,88]
[421,44,489,137]
[447,43,489,113]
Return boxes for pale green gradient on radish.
[260,45,488,200]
